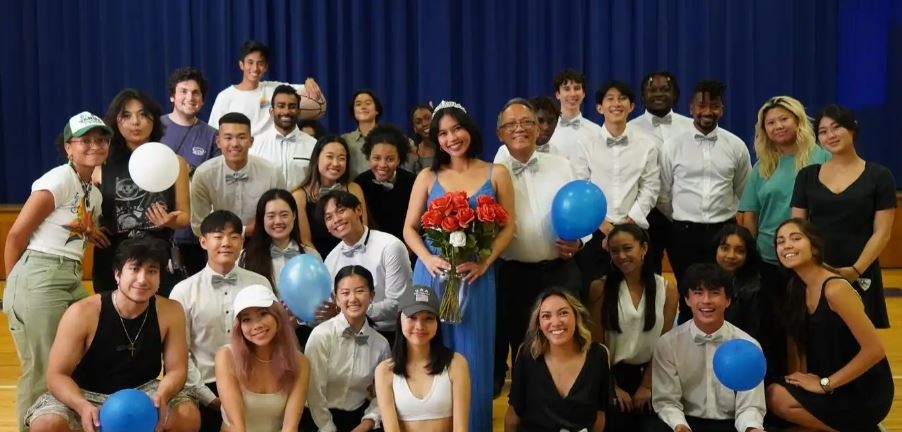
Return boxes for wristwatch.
[819,377,834,394]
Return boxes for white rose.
[449,231,467,248]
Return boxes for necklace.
[113,291,149,357]
[253,353,273,364]
[71,163,93,208]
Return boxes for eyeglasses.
[500,119,538,132]
[70,137,111,147]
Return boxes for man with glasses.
[657,80,751,323]
[492,98,589,397]
[493,95,562,161]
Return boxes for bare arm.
[46,299,100,432]
[348,182,369,226]
[852,208,894,273]
[292,188,315,248]
[592,411,606,432]
[402,169,450,276]
[171,156,191,229]
[215,347,246,432]
[823,279,887,388]
[741,212,758,239]
[586,278,606,343]
[503,406,520,432]
[374,361,401,432]
[156,299,188,405]
[4,190,54,274]
[790,207,808,220]
[283,353,310,432]
[450,353,471,432]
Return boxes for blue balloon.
[713,339,767,391]
[279,254,333,322]
[99,388,157,432]
[551,180,608,240]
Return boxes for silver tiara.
[432,100,467,118]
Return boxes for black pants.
[495,258,582,382]
[301,402,383,431]
[759,261,791,380]
[647,415,736,432]
[606,363,659,432]
[646,208,673,275]
[574,229,610,299]
[199,382,221,432]
[669,220,728,323]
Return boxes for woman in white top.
[215,284,310,432]
[375,286,470,432]
[587,223,677,431]
[3,112,111,429]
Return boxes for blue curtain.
[2,0,891,203]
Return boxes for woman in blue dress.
[403,101,515,430]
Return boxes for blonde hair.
[753,96,817,179]
[524,289,594,359]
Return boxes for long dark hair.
[298,135,351,192]
[428,106,483,171]
[775,218,826,351]
[240,189,305,286]
[711,223,761,289]
[601,224,658,332]
[390,311,454,378]
[104,88,164,164]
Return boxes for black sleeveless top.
[73,291,163,394]
[100,147,175,240]
[307,188,343,257]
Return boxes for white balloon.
[128,142,179,193]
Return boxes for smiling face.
[353,93,378,123]
[369,143,400,182]
[497,104,538,156]
[271,92,300,133]
[117,99,154,146]
[685,286,730,331]
[323,198,364,242]
[538,294,576,347]
[716,234,748,274]
[263,198,295,243]
[200,225,243,269]
[114,259,161,303]
[775,222,817,270]
[597,87,635,125]
[608,230,647,277]
[400,310,438,346]
[239,307,278,347]
[412,107,432,140]
[317,142,348,183]
[239,51,268,85]
[555,80,586,115]
[171,79,204,119]
[817,116,855,155]
[65,129,110,169]
[436,114,471,157]
[334,274,374,321]
[216,122,253,167]
[763,106,799,147]
[689,92,724,134]
[642,75,677,116]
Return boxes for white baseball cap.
[233,284,278,316]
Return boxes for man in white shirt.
[547,69,604,174]
[190,112,286,238]
[657,80,751,322]
[208,40,325,137]
[628,71,695,274]
[652,263,765,432]
[320,190,412,344]
[493,98,589,396]
[250,85,318,190]
[169,210,273,432]
[493,95,561,161]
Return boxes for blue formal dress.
[412,168,497,431]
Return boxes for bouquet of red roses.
[420,191,509,323]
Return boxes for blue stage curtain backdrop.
[1,0,897,203]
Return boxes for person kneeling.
[26,238,200,432]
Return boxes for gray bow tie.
[270,245,300,259]
[535,143,551,153]
[319,183,341,196]
[695,133,718,143]
[341,243,366,257]
[278,134,296,143]
[372,179,394,191]
[342,326,369,345]
[652,115,672,126]
[693,332,724,345]
[225,172,249,184]
[511,158,538,176]
[559,118,580,129]
[211,273,238,288]
[606,136,629,147]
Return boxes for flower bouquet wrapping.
[420,191,509,323]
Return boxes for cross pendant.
[128,343,135,357]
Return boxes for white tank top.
[392,367,453,421]
[221,389,288,432]
[605,274,667,365]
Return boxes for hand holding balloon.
[552,180,607,241]
[713,339,767,391]
[128,142,180,193]
[279,255,333,323]
[99,388,158,432]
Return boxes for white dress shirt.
[324,227,412,331]
[169,265,273,405]
[658,127,751,223]
[270,240,321,293]
[652,320,765,432]
[305,313,391,432]
[547,112,603,180]
[570,124,660,228]
[628,110,696,147]
[495,151,592,262]
[250,126,317,191]
[493,141,560,162]
[190,155,286,235]
[208,81,310,137]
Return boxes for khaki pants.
[2,250,87,432]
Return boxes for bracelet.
[851,265,862,276]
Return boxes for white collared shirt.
[250,126,317,191]
[305,313,390,432]
[324,228,412,331]
[658,126,751,223]
[190,155,286,236]
[652,320,765,432]
[628,110,696,147]
[495,151,592,262]
[493,141,560,162]
[570,123,660,228]
[208,81,310,137]
[548,112,603,180]
[169,265,273,405]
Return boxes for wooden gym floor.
[0,274,901,431]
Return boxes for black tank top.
[100,147,175,239]
[73,291,163,394]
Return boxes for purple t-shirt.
[160,115,220,175]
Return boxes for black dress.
[509,343,610,431]
[725,273,760,341]
[354,168,415,242]
[791,162,896,328]
[782,276,893,430]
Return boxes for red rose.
[476,204,496,222]
[493,203,509,225]
[456,207,476,228]
[477,195,495,207]
[428,196,452,215]
[440,216,460,232]
[420,210,443,229]
[451,194,469,211]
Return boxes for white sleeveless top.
[605,274,667,365]
[392,367,453,421]
[221,389,288,432]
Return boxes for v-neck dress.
[791,162,896,328]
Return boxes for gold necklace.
[113,291,149,357]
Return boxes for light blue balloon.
[551,180,608,241]
[99,388,157,432]
[279,254,333,323]
[713,339,767,391]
